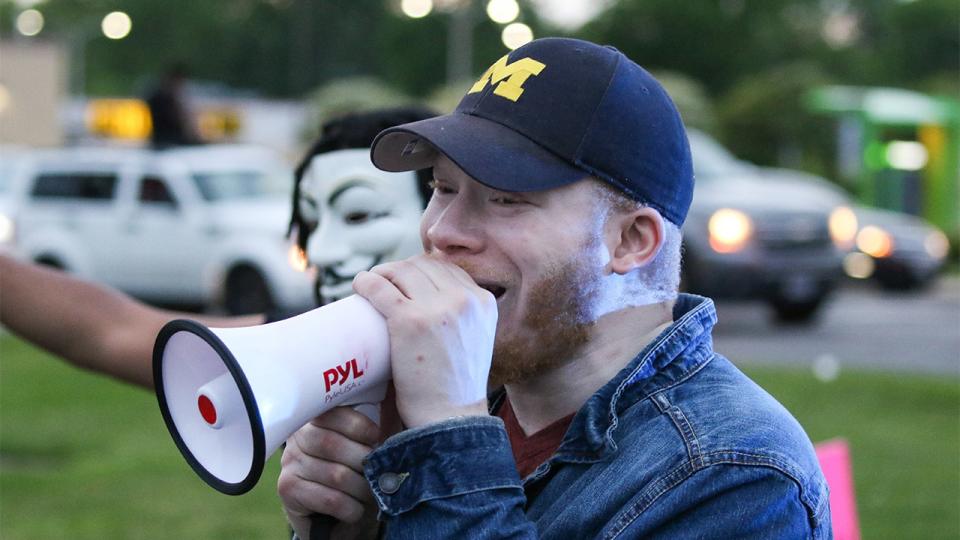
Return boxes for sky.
[529,0,612,29]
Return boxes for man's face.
[422,155,613,385]
[298,149,424,302]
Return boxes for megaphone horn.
[153,295,390,495]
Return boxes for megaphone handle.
[309,513,336,540]
[306,401,382,540]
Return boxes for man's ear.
[608,207,665,275]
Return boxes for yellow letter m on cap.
[468,55,546,102]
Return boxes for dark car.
[683,131,857,323]
[845,206,950,290]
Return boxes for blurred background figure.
[146,63,201,148]
[290,107,435,305]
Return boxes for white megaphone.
[153,295,390,495]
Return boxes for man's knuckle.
[373,261,402,278]
[319,490,343,514]
[320,431,342,455]
[453,292,482,317]
[349,416,376,444]
[480,289,497,308]
[451,292,470,311]
[280,446,296,466]
[369,261,390,274]
[342,503,365,524]
[276,472,297,498]
[353,273,377,294]
[328,407,351,424]
[302,429,326,456]
[327,463,348,486]
[365,425,381,444]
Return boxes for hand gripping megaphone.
[152,295,390,495]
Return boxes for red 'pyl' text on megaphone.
[153,295,390,495]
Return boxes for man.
[146,64,201,148]
[0,107,436,389]
[278,38,831,539]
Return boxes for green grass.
[1,336,287,539]
[2,335,959,538]
[747,367,960,539]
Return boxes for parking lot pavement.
[713,275,960,377]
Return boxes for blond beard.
[487,243,605,387]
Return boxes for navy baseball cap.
[370,37,694,225]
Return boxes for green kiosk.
[807,86,959,245]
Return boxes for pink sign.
[815,439,861,540]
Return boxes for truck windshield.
[687,131,751,179]
[0,157,18,194]
[192,170,289,201]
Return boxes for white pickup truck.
[1,145,315,314]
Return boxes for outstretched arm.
[0,255,263,389]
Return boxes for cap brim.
[370,113,588,193]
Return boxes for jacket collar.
[552,293,718,462]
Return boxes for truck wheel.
[875,270,923,291]
[225,265,275,315]
[770,293,825,324]
[34,255,66,271]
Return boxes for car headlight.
[857,226,894,258]
[924,229,950,260]
[843,252,876,279]
[829,206,858,250]
[0,213,14,244]
[708,208,753,253]
[288,244,309,272]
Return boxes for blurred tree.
[2,0,549,99]
[375,0,549,96]
[4,0,952,175]
[579,0,957,175]
[425,79,475,113]
[2,0,297,96]
[304,76,413,139]
[649,71,718,135]
[581,0,958,97]
[716,62,836,175]
[580,0,823,96]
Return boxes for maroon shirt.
[497,396,575,478]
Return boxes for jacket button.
[378,473,403,494]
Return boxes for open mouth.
[477,283,507,300]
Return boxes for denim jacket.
[363,294,832,539]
